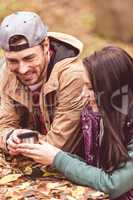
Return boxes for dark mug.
[18,131,39,144]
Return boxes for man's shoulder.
[69,58,85,71]
[57,58,89,87]
[60,58,87,79]
[59,58,84,74]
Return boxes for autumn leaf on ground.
[0,167,12,178]
[71,186,86,198]
[47,181,70,190]
[0,157,9,167]
[16,181,31,190]
[5,189,24,200]
[66,196,77,200]
[87,191,109,199]
[0,174,22,185]
[43,171,60,177]
[23,165,33,175]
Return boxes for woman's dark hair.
[83,46,133,172]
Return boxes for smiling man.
[5,40,48,86]
[0,11,88,156]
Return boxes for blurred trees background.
[93,0,133,42]
[0,0,133,56]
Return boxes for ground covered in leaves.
[0,1,126,199]
[0,150,109,200]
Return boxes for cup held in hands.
[18,131,39,144]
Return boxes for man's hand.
[17,140,60,165]
[6,129,36,155]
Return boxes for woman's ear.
[42,37,50,54]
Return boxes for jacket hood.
[0,32,84,98]
[48,32,83,57]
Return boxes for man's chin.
[20,79,38,86]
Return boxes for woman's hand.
[17,141,60,165]
[6,129,35,155]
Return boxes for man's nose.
[18,61,29,74]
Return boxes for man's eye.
[27,57,34,61]
[8,60,18,64]
[25,56,35,61]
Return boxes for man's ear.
[41,37,50,54]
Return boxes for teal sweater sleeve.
[53,139,133,199]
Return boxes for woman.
[17,46,133,200]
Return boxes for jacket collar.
[2,32,83,105]
[48,32,83,55]
[4,57,78,100]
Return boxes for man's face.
[5,45,47,86]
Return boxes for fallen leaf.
[43,171,59,177]
[16,181,31,190]
[0,167,12,178]
[23,166,33,175]
[71,186,86,197]
[87,191,109,199]
[0,174,22,185]
[47,182,69,190]
[66,196,77,200]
